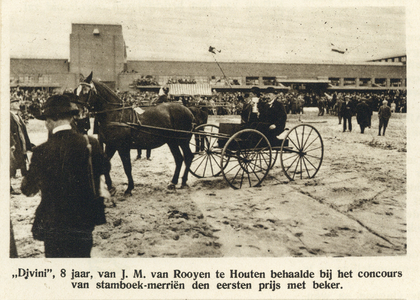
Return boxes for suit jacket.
[10,112,32,174]
[21,129,110,236]
[341,100,356,118]
[258,100,287,135]
[356,102,371,125]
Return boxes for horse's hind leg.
[180,139,194,188]
[118,146,134,196]
[167,142,183,189]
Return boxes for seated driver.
[257,87,287,145]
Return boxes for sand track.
[10,112,406,257]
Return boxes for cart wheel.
[280,124,324,180]
[189,124,225,178]
[221,129,272,189]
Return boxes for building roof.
[168,83,212,96]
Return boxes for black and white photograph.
[2,0,419,299]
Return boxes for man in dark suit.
[356,98,371,134]
[341,95,355,132]
[21,94,111,258]
[258,87,287,145]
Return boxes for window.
[390,78,402,87]
[262,77,276,86]
[246,77,259,86]
[374,78,386,87]
[359,78,371,87]
[343,78,356,86]
[329,77,340,86]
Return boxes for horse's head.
[75,72,123,112]
[75,72,100,111]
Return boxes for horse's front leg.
[118,146,134,196]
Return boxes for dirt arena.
[10,110,406,258]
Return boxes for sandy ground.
[10,110,406,258]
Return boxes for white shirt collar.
[52,124,72,134]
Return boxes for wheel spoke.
[284,154,300,173]
[302,135,320,152]
[301,127,314,150]
[240,167,246,189]
[192,155,206,172]
[302,154,318,171]
[223,159,241,175]
[302,155,312,178]
[288,136,301,151]
[305,145,323,153]
[282,152,300,163]
[292,156,301,180]
[209,151,223,170]
[293,127,301,149]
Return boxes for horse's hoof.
[108,187,117,197]
[180,184,189,189]
[167,183,176,190]
[124,190,132,197]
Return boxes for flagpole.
[211,53,232,89]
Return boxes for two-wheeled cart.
[189,123,324,189]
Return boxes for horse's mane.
[92,79,122,104]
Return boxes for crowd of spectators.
[132,76,159,86]
[10,86,407,122]
[167,77,197,84]
[10,87,52,122]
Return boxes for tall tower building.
[70,23,127,89]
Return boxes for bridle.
[76,82,124,115]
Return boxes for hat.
[345,95,350,98]
[37,94,79,120]
[382,100,388,104]
[265,87,276,94]
[250,86,260,96]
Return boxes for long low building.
[10,23,406,94]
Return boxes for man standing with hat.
[378,100,392,136]
[340,94,355,132]
[21,93,111,258]
[258,87,287,145]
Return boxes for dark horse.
[77,73,195,195]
